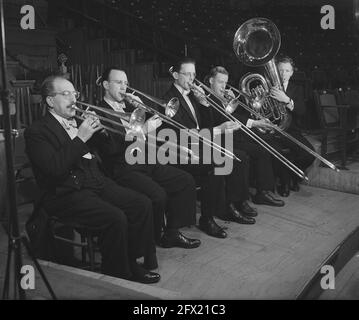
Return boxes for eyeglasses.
[108,80,129,86]
[178,72,196,78]
[51,91,81,99]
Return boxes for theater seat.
[313,90,354,168]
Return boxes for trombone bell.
[225,99,240,114]
[165,97,179,118]
[128,108,146,133]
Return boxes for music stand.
[0,0,56,299]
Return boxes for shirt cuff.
[287,99,294,111]
[246,119,254,128]
[200,101,210,107]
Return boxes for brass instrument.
[223,84,340,172]
[233,17,291,131]
[122,85,241,162]
[231,18,339,172]
[75,101,146,134]
[73,101,198,162]
[222,89,242,114]
[124,88,180,118]
[187,77,308,180]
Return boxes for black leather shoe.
[223,203,256,224]
[253,191,286,206]
[130,268,161,284]
[198,217,227,238]
[130,262,161,284]
[237,201,258,217]
[277,184,290,197]
[160,230,201,249]
[131,271,161,284]
[143,253,158,270]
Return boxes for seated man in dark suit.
[207,66,284,207]
[24,75,160,283]
[93,67,200,250]
[270,56,315,196]
[161,57,256,240]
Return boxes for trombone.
[225,84,340,172]
[121,86,241,162]
[186,78,308,180]
[75,101,145,134]
[73,102,198,161]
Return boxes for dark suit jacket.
[210,82,306,133]
[205,94,251,144]
[162,84,210,130]
[285,81,306,132]
[92,99,134,177]
[24,112,93,198]
[92,99,164,178]
[206,94,251,126]
[161,84,220,157]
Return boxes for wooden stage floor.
[1,185,359,299]
[153,185,359,299]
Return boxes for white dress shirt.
[104,97,130,133]
[174,83,199,129]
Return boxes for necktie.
[62,118,77,130]
[182,91,199,129]
[113,102,126,112]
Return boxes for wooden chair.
[337,88,359,158]
[336,88,359,128]
[49,216,101,272]
[26,202,101,271]
[20,161,101,271]
[313,90,355,168]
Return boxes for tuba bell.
[233,17,292,131]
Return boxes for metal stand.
[0,0,56,300]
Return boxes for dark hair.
[96,66,125,86]
[40,75,67,106]
[276,55,295,68]
[170,57,196,73]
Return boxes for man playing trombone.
[24,75,160,283]
[93,67,201,254]
[206,66,285,207]
[163,57,256,240]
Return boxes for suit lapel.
[188,92,202,126]
[100,100,126,135]
[285,82,295,97]
[170,84,198,127]
[43,112,73,146]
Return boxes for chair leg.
[341,132,348,169]
[81,234,87,265]
[87,235,95,271]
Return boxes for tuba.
[233,17,292,131]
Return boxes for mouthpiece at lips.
[126,97,141,109]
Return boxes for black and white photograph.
[1,0,359,306]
